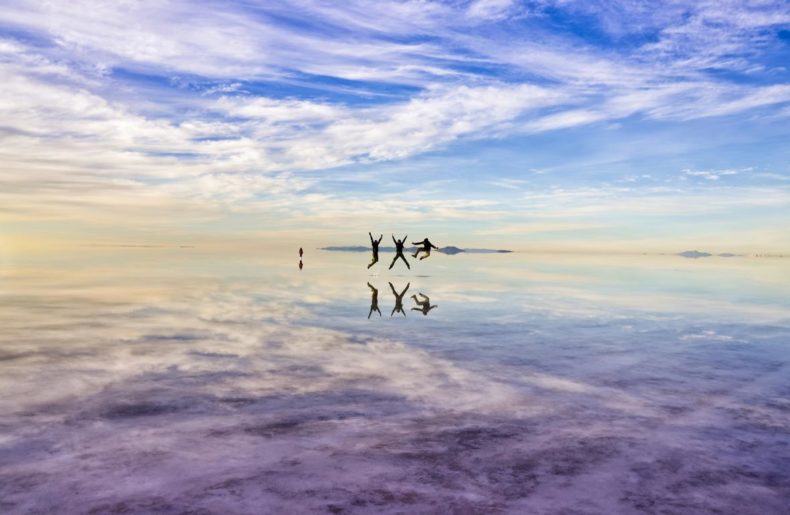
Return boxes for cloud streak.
[1,1,789,247]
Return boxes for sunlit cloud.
[1,1,788,249]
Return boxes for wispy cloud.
[1,1,789,247]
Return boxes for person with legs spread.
[411,292,438,315]
[412,237,439,260]
[389,282,410,317]
[367,232,383,269]
[367,282,381,318]
[389,234,410,270]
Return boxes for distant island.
[321,245,513,254]
[677,250,744,259]
[677,250,712,259]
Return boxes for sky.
[1,0,789,253]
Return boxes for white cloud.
[467,0,516,21]
[683,168,741,181]
[1,0,789,241]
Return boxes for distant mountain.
[677,250,712,259]
[321,245,512,254]
[439,246,464,255]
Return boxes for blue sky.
[1,0,789,251]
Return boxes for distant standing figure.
[412,238,439,260]
[367,232,383,269]
[389,282,410,317]
[299,247,304,258]
[389,234,411,270]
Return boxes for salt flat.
[1,249,788,514]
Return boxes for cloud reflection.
[1,251,789,512]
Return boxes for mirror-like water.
[1,249,788,513]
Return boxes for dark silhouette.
[299,247,303,258]
[389,234,411,270]
[411,293,437,315]
[367,282,381,318]
[299,260,303,270]
[412,238,439,260]
[367,232,383,269]
[389,282,410,317]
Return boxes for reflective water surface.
[1,249,789,514]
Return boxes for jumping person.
[412,237,439,260]
[411,292,438,315]
[389,282,410,317]
[367,282,381,318]
[367,232,383,269]
[389,234,410,270]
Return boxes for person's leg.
[400,254,411,269]
[389,255,397,269]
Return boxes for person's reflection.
[411,292,437,315]
[367,282,381,318]
[412,237,439,260]
[367,232,383,269]
[389,234,411,270]
[389,281,410,317]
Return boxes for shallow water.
[1,249,789,514]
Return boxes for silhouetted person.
[367,232,383,269]
[299,260,303,270]
[367,282,381,318]
[389,234,410,270]
[412,238,439,260]
[389,282,410,317]
[299,247,303,258]
[411,293,437,315]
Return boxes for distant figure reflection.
[389,281,410,317]
[389,234,411,270]
[411,292,438,315]
[367,282,381,318]
[412,237,439,260]
[367,232,383,269]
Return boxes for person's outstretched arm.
[392,234,397,244]
[431,242,439,249]
[369,232,373,243]
[377,235,383,244]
